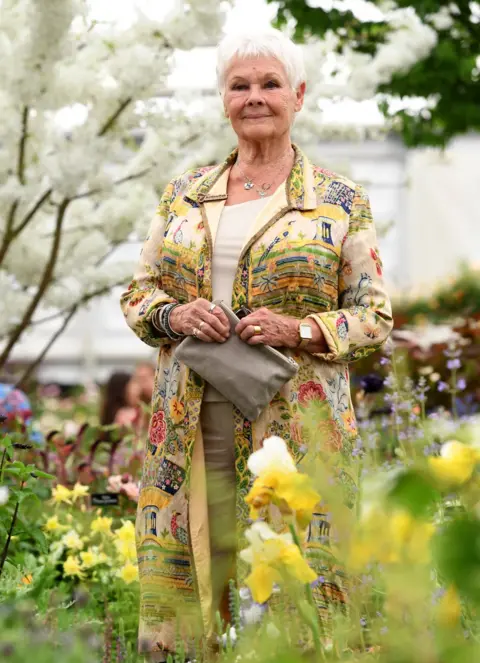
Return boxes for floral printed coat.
[120,145,393,655]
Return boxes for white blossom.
[0,486,9,505]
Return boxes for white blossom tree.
[0,0,232,384]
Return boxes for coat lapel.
[184,144,318,257]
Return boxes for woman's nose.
[246,85,264,105]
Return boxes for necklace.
[236,162,272,198]
[236,149,294,198]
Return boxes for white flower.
[247,437,297,477]
[220,626,237,648]
[239,521,294,566]
[61,529,84,551]
[0,486,9,505]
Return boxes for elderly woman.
[121,29,393,660]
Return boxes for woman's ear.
[295,81,306,112]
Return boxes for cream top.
[204,196,271,402]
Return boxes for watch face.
[300,323,313,340]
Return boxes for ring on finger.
[253,325,262,336]
[209,303,216,313]
[192,327,200,338]
[199,320,205,331]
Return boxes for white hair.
[216,29,306,95]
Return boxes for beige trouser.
[200,400,237,619]
[146,401,236,663]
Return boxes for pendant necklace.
[236,162,273,198]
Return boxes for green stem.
[0,482,23,576]
[450,369,458,420]
[0,447,7,483]
[289,523,325,661]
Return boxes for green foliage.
[393,265,480,323]
[269,0,480,147]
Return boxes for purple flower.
[380,626,389,635]
[447,358,461,370]
[379,357,390,366]
[437,381,448,392]
[360,617,367,627]
[457,378,467,391]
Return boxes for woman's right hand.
[169,299,230,343]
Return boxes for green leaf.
[31,470,55,480]
[387,469,440,518]
[433,516,480,604]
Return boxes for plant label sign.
[91,493,120,507]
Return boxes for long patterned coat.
[120,145,393,655]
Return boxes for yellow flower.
[91,516,113,535]
[115,539,137,562]
[21,574,33,585]
[119,562,139,584]
[43,515,66,533]
[429,440,480,486]
[349,508,435,569]
[169,398,185,424]
[80,548,107,569]
[51,485,72,504]
[114,520,135,543]
[71,482,89,502]
[61,529,84,551]
[246,437,320,527]
[240,522,317,604]
[437,586,462,627]
[246,471,320,528]
[63,556,84,578]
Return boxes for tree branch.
[0,201,19,267]
[0,198,70,370]
[97,97,133,137]
[16,281,124,389]
[12,188,53,237]
[70,166,153,201]
[17,106,29,186]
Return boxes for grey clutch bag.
[174,301,299,421]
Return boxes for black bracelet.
[163,304,184,341]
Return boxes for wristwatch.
[298,321,313,349]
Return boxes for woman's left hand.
[235,308,299,348]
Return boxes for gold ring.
[253,325,262,335]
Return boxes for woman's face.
[223,55,305,143]
[125,378,141,407]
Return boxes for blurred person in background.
[99,371,146,475]
[133,360,156,405]
[121,29,392,661]
[0,379,43,446]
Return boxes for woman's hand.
[235,308,300,348]
[236,308,327,351]
[169,299,230,343]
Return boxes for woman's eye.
[265,80,279,88]
[232,84,248,91]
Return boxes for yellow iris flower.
[349,508,435,569]
[429,440,480,486]
[246,471,321,528]
[240,521,317,604]
[246,437,320,527]
[437,585,462,627]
